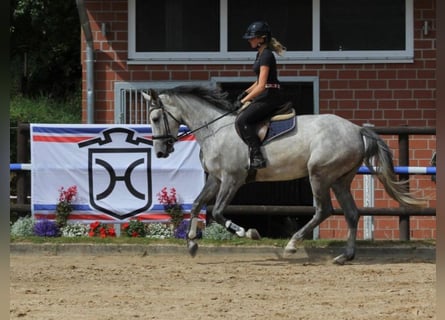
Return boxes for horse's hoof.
[246,228,261,240]
[283,246,297,257]
[333,254,347,265]
[187,240,198,258]
[333,251,355,265]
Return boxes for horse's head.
[141,89,181,158]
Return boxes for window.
[320,0,406,51]
[227,0,312,52]
[135,0,219,52]
[128,0,413,64]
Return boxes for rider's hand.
[237,91,248,102]
[233,100,243,109]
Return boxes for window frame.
[127,0,413,65]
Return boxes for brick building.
[77,0,436,240]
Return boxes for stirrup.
[250,156,266,169]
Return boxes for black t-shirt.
[252,48,279,84]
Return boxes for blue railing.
[10,163,437,175]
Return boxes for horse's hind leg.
[284,173,333,255]
[331,172,360,265]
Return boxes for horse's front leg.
[186,175,220,257]
[211,176,261,240]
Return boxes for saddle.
[238,101,296,145]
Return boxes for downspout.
[76,0,94,124]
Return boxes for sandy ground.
[10,249,435,320]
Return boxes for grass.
[10,236,436,248]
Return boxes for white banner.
[30,124,205,223]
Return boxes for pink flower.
[58,185,77,203]
[157,187,178,206]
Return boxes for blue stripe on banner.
[151,204,192,210]
[34,203,194,211]
[32,125,190,135]
[34,204,92,211]
[32,127,108,134]
[358,166,436,175]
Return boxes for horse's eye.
[151,116,159,123]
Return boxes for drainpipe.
[76,0,94,124]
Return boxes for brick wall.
[82,0,436,126]
[81,0,436,240]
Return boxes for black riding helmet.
[242,21,272,42]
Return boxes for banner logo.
[79,128,153,219]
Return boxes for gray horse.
[141,85,424,264]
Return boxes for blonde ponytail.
[269,37,286,56]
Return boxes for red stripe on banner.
[141,135,196,141]
[34,213,116,221]
[34,134,195,143]
[33,214,56,220]
[33,136,94,143]
[135,214,171,220]
[34,212,206,222]
[182,213,206,220]
[178,135,196,141]
[32,136,93,143]
[135,213,206,220]
[67,214,118,221]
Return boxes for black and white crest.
[79,128,153,219]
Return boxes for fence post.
[398,128,410,240]
[363,124,374,240]
[16,123,30,208]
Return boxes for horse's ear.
[141,89,159,102]
[141,90,151,101]
[149,88,159,101]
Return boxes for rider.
[235,21,286,169]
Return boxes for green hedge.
[10,93,82,162]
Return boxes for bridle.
[147,97,179,154]
[148,94,236,145]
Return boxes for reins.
[176,109,236,141]
[150,97,236,142]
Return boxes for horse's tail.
[360,127,426,208]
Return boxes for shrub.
[174,219,202,239]
[202,222,234,240]
[33,219,60,237]
[60,223,89,237]
[10,216,35,237]
[10,94,81,124]
[122,219,147,237]
[55,185,78,228]
[88,221,116,238]
[9,94,81,163]
[157,187,183,229]
[146,223,174,239]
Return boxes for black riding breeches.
[235,91,281,147]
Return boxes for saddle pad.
[262,116,296,145]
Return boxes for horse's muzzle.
[156,151,169,158]
[156,140,175,158]
[166,139,175,154]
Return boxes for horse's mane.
[162,85,236,111]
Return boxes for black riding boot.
[239,123,267,169]
[249,146,266,169]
